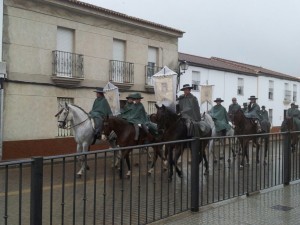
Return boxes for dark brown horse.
[281,117,300,152]
[232,109,269,167]
[155,104,211,181]
[102,116,163,178]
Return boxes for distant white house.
[178,53,300,129]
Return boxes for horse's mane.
[68,104,89,116]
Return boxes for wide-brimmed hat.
[248,95,258,100]
[93,87,105,93]
[214,98,224,102]
[126,93,134,99]
[130,92,144,99]
[180,84,193,91]
[262,105,265,109]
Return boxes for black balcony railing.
[145,65,162,86]
[52,50,84,78]
[109,60,134,84]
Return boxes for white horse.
[201,112,235,162]
[55,103,96,177]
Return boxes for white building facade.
[179,53,300,129]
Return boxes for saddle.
[190,121,211,137]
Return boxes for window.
[293,84,297,102]
[269,109,273,124]
[269,80,274,100]
[111,39,126,83]
[192,71,200,91]
[56,27,74,77]
[57,97,74,137]
[146,47,159,85]
[284,83,291,102]
[237,78,244,95]
[148,101,157,115]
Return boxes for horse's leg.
[76,143,85,178]
[119,152,124,179]
[256,138,260,164]
[239,139,245,168]
[148,146,162,175]
[167,145,174,181]
[125,151,131,178]
[174,145,183,178]
[202,141,209,175]
[264,136,268,165]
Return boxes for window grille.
[148,101,157,115]
[269,80,274,100]
[192,71,200,91]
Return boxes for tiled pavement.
[151,181,300,225]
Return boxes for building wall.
[2,0,181,158]
[180,65,298,127]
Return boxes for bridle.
[55,107,89,129]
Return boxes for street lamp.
[176,60,189,94]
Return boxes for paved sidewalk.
[151,181,300,225]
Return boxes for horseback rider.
[209,98,231,136]
[260,106,269,122]
[228,97,241,121]
[90,87,112,142]
[121,93,135,120]
[245,95,262,133]
[287,102,297,118]
[242,102,248,113]
[177,84,201,137]
[126,92,152,142]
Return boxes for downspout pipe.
[0,0,4,160]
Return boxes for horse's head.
[55,102,72,129]
[231,109,245,126]
[102,116,112,137]
[155,104,176,129]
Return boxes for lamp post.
[176,60,189,94]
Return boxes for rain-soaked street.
[1,136,300,225]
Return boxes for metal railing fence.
[52,50,84,78]
[109,60,134,84]
[0,131,299,225]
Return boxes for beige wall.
[3,0,181,141]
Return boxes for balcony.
[109,60,134,89]
[52,50,84,87]
[145,65,162,92]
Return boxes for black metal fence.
[1,132,300,225]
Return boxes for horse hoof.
[177,172,183,178]
[76,174,82,178]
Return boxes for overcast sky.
[82,0,300,76]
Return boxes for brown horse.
[102,116,163,178]
[282,117,300,152]
[232,109,269,167]
[155,104,211,181]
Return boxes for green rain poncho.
[178,93,201,121]
[121,102,135,120]
[210,105,231,132]
[89,96,112,118]
[126,102,148,124]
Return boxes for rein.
[64,117,90,130]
